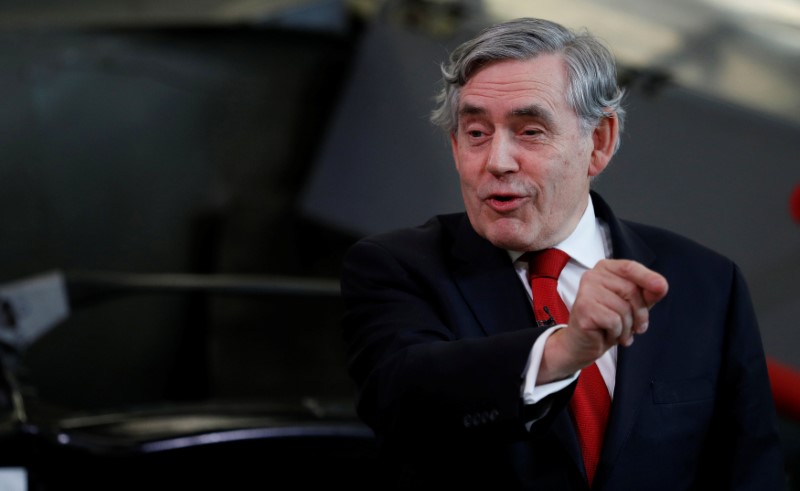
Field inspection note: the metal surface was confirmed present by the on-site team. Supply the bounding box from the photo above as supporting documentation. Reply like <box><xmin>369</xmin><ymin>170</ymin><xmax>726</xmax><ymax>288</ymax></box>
<box><xmin>0</xmin><ymin>0</ymin><xmax>797</xmax><ymax>126</ymax></box>
<box><xmin>0</xmin><ymin>0</ymin><xmax>338</xmax><ymax>28</ymax></box>
<box><xmin>35</xmin><ymin>398</ymin><xmax>370</xmax><ymax>455</ymax></box>
<box><xmin>66</xmin><ymin>271</ymin><xmax>341</xmax><ymax>298</ymax></box>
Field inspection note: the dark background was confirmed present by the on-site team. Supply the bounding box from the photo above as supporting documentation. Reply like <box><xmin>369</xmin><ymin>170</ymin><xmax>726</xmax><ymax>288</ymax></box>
<box><xmin>1</xmin><ymin>24</ymin><xmax>360</xmax><ymax>411</ymax></box>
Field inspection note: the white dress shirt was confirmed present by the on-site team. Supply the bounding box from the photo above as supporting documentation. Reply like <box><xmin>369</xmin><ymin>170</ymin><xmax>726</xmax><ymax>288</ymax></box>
<box><xmin>511</xmin><ymin>196</ymin><xmax>617</xmax><ymax>407</ymax></box>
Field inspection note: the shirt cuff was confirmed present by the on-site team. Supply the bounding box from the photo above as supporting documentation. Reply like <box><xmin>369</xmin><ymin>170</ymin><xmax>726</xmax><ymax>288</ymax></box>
<box><xmin>521</xmin><ymin>324</ymin><xmax>580</xmax><ymax>406</ymax></box>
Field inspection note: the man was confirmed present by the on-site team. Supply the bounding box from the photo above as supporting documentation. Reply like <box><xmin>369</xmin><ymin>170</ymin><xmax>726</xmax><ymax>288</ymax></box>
<box><xmin>340</xmin><ymin>17</ymin><xmax>784</xmax><ymax>490</ymax></box>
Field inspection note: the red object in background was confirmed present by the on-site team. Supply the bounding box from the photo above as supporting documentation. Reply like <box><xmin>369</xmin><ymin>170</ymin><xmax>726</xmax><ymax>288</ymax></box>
<box><xmin>767</xmin><ymin>358</ymin><xmax>800</xmax><ymax>421</ymax></box>
<box><xmin>775</xmin><ymin>189</ymin><xmax>800</xmax><ymax>416</ymax></box>
<box><xmin>791</xmin><ymin>184</ymin><xmax>800</xmax><ymax>224</ymax></box>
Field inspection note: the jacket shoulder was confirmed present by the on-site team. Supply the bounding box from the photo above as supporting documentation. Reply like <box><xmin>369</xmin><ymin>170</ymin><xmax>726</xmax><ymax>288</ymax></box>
<box><xmin>622</xmin><ymin>219</ymin><xmax>738</xmax><ymax>275</ymax></box>
<box><xmin>346</xmin><ymin>213</ymin><xmax>465</xmax><ymax>259</ymax></box>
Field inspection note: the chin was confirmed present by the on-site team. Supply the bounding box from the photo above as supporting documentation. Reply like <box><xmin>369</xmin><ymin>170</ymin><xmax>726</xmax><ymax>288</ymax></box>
<box><xmin>483</xmin><ymin>224</ymin><xmax>535</xmax><ymax>252</ymax></box>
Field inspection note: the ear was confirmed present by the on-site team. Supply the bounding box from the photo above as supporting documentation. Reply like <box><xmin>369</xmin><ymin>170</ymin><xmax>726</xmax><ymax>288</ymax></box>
<box><xmin>588</xmin><ymin>111</ymin><xmax>619</xmax><ymax>177</ymax></box>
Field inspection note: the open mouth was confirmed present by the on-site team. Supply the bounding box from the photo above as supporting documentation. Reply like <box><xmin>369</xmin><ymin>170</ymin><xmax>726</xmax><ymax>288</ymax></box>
<box><xmin>490</xmin><ymin>194</ymin><xmax>523</xmax><ymax>203</ymax></box>
<box><xmin>486</xmin><ymin>194</ymin><xmax>525</xmax><ymax>212</ymax></box>
<box><xmin>493</xmin><ymin>195</ymin><xmax>514</xmax><ymax>202</ymax></box>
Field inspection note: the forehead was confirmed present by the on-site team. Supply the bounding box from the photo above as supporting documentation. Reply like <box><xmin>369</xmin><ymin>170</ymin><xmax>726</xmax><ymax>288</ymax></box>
<box><xmin>458</xmin><ymin>54</ymin><xmax>571</xmax><ymax>118</ymax></box>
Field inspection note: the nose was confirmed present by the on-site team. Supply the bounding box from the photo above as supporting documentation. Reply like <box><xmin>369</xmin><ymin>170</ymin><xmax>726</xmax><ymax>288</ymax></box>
<box><xmin>486</xmin><ymin>132</ymin><xmax>519</xmax><ymax>176</ymax></box>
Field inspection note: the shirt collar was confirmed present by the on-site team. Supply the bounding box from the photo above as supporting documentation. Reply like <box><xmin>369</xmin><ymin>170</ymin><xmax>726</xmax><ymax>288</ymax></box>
<box><xmin>508</xmin><ymin>195</ymin><xmax>606</xmax><ymax>269</ymax></box>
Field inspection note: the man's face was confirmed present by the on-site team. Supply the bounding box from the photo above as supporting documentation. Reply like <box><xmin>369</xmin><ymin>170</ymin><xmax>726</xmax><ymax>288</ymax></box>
<box><xmin>451</xmin><ymin>54</ymin><xmax>609</xmax><ymax>251</ymax></box>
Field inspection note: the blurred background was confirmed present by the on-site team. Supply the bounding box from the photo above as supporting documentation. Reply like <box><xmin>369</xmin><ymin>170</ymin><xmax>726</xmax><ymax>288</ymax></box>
<box><xmin>0</xmin><ymin>0</ymin><xmax>798</xmax><ymax>488</ymax></box>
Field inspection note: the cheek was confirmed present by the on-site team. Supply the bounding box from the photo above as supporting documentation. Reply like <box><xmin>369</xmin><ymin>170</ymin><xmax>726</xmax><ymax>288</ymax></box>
<box><xmin>538</xmin><ymin>163</ymin><xmax>582</xmax><ymax>210</ymax></box>
<box><xmin>459</xmin><ymin>180</ymin><xmax>481</xmax><ymax>217</ymax></box>
<box><xmin>457</xmin><ymin>158</ymin><xmax>486</xmax><ymax>197</ymax></box>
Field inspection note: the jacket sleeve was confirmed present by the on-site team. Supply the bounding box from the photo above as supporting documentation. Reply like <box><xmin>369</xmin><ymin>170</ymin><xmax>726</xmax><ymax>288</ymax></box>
<box><xmin>340</xmin><ymin>237</ymin><xmax>574</xmax><ymax>445</ymax></box>
<box><xmin>694</xmin><ymin>264</ymin><xmax>785</xmax><ymax>490</ymax></box>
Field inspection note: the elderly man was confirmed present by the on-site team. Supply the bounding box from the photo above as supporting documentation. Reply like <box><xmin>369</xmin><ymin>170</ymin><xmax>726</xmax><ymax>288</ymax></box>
<box><xmin>340</xmin><ymin>17</ymin><xmax>784</xmax><ymax>490</ymax></box>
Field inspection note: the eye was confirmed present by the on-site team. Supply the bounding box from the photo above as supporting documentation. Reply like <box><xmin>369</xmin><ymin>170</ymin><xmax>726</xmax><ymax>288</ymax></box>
<box><xmin>461</xmin><ymin>124</ymin><xmax>491</xmax><ymax>142</ymax></box>
<box><xmin>521</xmin><ymin>128</ymin><xmax>542</xmax><ymax>137</ymax></box>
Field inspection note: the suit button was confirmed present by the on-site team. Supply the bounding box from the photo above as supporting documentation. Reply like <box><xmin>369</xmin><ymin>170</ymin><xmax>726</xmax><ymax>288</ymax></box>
<box><xmin>463</xmin><ymin>415</ymin><xmax>473</xmax><ymax>427</ymax></box>
<box><xmin>489</xmin><ymin>409</ymin><xmax>499</xmax><ymax>421</ymax></box>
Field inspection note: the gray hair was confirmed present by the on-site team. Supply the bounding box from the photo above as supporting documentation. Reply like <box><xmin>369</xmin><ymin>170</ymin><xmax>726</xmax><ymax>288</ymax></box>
<box><xmin>430</xmin><ymin>17</ymin><xmax>626</xmax><ymax>152</ymax></box>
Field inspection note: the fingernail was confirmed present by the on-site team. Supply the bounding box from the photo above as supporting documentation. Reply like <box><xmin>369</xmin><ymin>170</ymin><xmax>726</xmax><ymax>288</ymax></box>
<box><xmin>638</xmin><ymin>322</ymin><xmax>649</xmax><ymax>334</ymax></box>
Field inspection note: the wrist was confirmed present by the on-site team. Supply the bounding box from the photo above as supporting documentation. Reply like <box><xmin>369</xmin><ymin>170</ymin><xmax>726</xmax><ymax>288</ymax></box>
<box><xmin>537</xmin><ymin>328</ymin><xmax>583</xmax><ymax>384</ymax></box>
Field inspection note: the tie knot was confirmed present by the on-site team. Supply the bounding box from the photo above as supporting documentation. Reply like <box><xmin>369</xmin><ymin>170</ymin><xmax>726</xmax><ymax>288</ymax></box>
<box><xmin>525</xmin><ymin>248</ymin><xmax>570</xmax><ymax>279</ymax></box>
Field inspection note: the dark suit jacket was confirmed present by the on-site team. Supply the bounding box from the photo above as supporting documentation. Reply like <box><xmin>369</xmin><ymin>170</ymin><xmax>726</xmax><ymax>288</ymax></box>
<box><xmin>340</xmin><ymin>192</ymin><xmax>784</xmax><ymax>490</ymax></box>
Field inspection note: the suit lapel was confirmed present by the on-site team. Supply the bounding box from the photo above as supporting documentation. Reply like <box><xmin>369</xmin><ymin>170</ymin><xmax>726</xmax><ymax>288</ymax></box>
<box><xmin>590</xmin><ymin>193</ymin><xmax>672</xmax><ymax>487</ymax></box>
<box><xmin>553</xmin><ymin>408</ymin><xmax>585</xmax><ymax>479</ymax></box>
<box><xmin>449</xmin><ymin>215</ymin><xmax>536</xmax><ymax>337</ymax></box>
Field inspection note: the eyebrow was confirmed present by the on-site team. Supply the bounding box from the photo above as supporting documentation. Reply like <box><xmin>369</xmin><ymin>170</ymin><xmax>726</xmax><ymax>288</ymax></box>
<box><xmin>458</xmin><ymin>104</ymin><xmax>486</xmax><ymax>118</ymax></box>
<box><xmin>510</xmin><ymin>104</ymin><xmax>555</xmax><ymax>127</ymax></box>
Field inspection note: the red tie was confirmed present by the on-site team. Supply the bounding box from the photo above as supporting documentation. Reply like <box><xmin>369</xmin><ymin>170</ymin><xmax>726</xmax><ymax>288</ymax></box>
<box><xmin>527</xmin><ymin>248</ymin><xmax>611</xmax><ymax>487</ymax></box>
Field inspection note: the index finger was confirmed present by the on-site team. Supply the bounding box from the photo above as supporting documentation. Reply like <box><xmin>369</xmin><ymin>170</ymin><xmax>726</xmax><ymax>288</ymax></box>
<box><xmin>599</xmin><ymin>259</ymin><xmax>669</xmax><ymax>307</ymax></box>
